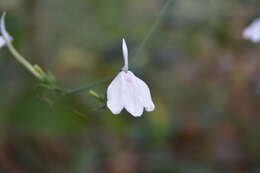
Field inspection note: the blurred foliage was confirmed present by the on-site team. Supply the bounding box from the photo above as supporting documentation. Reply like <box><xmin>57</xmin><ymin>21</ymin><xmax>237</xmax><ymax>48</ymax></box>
<box><xmin>0</xmin><ymin>0</ymin><xmax>260</xmax><ymax>172</ymax></box>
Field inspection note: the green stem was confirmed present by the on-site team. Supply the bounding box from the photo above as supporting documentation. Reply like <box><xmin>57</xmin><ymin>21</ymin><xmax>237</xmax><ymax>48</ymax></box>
<box><xmin>7</xmin><ymin>42</ymin><xmax>44</xmax><ymax>81</ymax></box>
<box><xmin>66</xmin><ymin>77</ymin><xmax>113</xmax><ymax>95</ymax></box>
<box><xmin>131</xmin><ymin>0</ymin><xmax>174</xmax><ymax>66</ymax></box>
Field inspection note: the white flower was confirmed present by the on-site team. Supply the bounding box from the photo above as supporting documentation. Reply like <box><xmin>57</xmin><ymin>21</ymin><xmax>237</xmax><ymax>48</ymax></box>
<box><xmin>0</xmin><ymin>12</ymin><xmax>12</xmax><ymax>48</ymax></box>
<box><xmin>106</xmin><ymin>39</ymin><xmax>155</xmax><ymax>117</ymax></box>
<box><xmin>243</xmin><ymin>18</ymin><xmax>260</xmax><ymax>43</ymax></box>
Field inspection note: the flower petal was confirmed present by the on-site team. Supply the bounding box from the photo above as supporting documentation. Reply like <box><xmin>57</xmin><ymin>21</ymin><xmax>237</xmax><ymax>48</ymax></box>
<box><xmin>122</xmin><ymin>38</ymin><xmax>128</xmax><ymax>71</ymax></box>
<box><xmin>129</xmin><ymin>71</ymin><xmax>155</xmax><ymax>112</ymax></box>
<box><xmin>121</xmin><ymin>71</ymin><xmax>144</xmax><ymax>117</ymax></box>
<box><xmin>243</xmin><ymin>18</ymin><xmax>260</xmax><ymax>42</ymax></box>
<box><xmin>0</xmin><ymin>12</ymin><xmax>12</xmax><ymax>43</ymax></box>
<box><xmin>107</xmin><ymin>72</ymin><xmax>124</xmax><ymax>114</ymax></box>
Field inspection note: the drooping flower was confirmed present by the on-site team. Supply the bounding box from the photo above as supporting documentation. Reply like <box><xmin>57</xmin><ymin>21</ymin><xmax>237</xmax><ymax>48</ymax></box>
<box><xmin>0</xmin><ymin>12</ymin><xmax>13</xmax><ymax>48</ymax></box>
<box><xmin>243</xmin><ymin>18</ymin><xmax>260</xmax><ymax>43</ymax></box>
<box><xmin>106</xmin><ymin>39</ymin><xmax>155</xmax><ymax>117</ymax></box>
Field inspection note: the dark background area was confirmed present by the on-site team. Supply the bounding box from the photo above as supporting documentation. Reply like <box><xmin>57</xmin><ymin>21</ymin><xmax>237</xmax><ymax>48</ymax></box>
<box><xmin>0</xmin><ymin>0</ymin><xmax>260</xmax><ymax>172</ymax></box>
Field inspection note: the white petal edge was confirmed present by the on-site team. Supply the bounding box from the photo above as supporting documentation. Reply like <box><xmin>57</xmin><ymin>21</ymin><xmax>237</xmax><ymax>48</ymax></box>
<box><xmin>0</xmin><ymin>12</ymin><xmax>12</xmax><ymax>43</ymax></box>
<box><xmin>129</xmin><ymin>71</ymin><xmax>155</xmax><ymax>112</ymax></box>
<box><xmin>107</xmin><ymin>72</ymin><xmax>124</xmax><ymax>114</ymax></box>
<box><xmin>243</xmin><ymin>18</ymin><xmax>260</xmax><ymax>42</ymax></box>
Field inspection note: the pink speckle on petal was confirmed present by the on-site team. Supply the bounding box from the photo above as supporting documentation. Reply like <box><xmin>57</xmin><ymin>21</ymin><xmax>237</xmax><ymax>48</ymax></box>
<box><xmin>124</xmin><ymin>73</ymin><xmax>133</xmax><ymax>83</ymax></box>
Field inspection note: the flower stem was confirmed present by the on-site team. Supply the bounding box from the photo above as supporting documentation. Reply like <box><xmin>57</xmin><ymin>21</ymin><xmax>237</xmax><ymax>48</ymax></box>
<box><xmin>66</xmin><ymin>77</ymin><xmax>113</xmax><ymax>95</ymax></box>
<box><xmin>131</xmin><ymin>0</ymin><xmax>175</xmax><ymax>66</ymax></box>
<box><xmin>6</xmin><ymin>42</ymin><xmax>44</xmax><ymax>81</ymax></box>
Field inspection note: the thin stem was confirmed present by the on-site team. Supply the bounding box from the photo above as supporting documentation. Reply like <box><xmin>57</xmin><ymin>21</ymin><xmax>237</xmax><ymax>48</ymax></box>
<box><xmin>7</xmin><ymin>42</ymin><xmax>44</xmax><ymax>81</ymax></box>
<box><xmin>130</xmin><ymin>0</ymin><xmax>174</xmax><ymax>67</ymax></box>
<box><xmin>66</xmin><ymin>77</ymin><xmax>113</xmax><ymax>95</ymax></box>
<box><xmin>6</xmin><ymin>41</ymin><xmax>111</xmax><ymax>95</ymax></box>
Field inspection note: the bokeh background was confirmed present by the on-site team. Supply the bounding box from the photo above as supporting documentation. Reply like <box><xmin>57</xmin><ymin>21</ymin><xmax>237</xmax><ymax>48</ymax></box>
<box><xmin>0</xmin><ymin>0</ymin><xmax>260</xmax><ymax>172</ymax></box>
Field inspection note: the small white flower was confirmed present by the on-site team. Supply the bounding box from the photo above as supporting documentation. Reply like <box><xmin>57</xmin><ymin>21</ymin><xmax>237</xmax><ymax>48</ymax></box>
<box><xmin>243</xmin><ymin>18</ymin><xmax>260</xmax><ymax>43</ymax></box>
<box><xmin>0</xmin><ymin>12</ymin><xmax>13</xmax><ymax>48</ymax></box>
<box><xmin>106</xmin><ymin>39</ymin><xmax>155</xmax><ymax>117</ymax></box>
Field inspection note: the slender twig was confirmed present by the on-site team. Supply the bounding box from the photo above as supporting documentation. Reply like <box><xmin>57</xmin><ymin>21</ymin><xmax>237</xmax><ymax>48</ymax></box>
<box><xmin>7</xmin><ymin>42</ymin><xmax>44</xmax><ymax>81</ymax></box>
<box><xmin>130</xmin><ymin>0</ymin><xmax>174</xmax><ymax>66</ymax></box>
<box><xmin>65</xmin><ymin>77</ymin><xmax>113</xmax><ymax>95</ymax></box>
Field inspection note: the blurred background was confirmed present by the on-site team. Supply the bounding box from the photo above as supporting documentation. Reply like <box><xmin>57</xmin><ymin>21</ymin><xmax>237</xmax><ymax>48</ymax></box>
<box><xmin>0</xmin><ymin>0</ymin><xmax>260</xmax><ymax>172</ymax></box>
